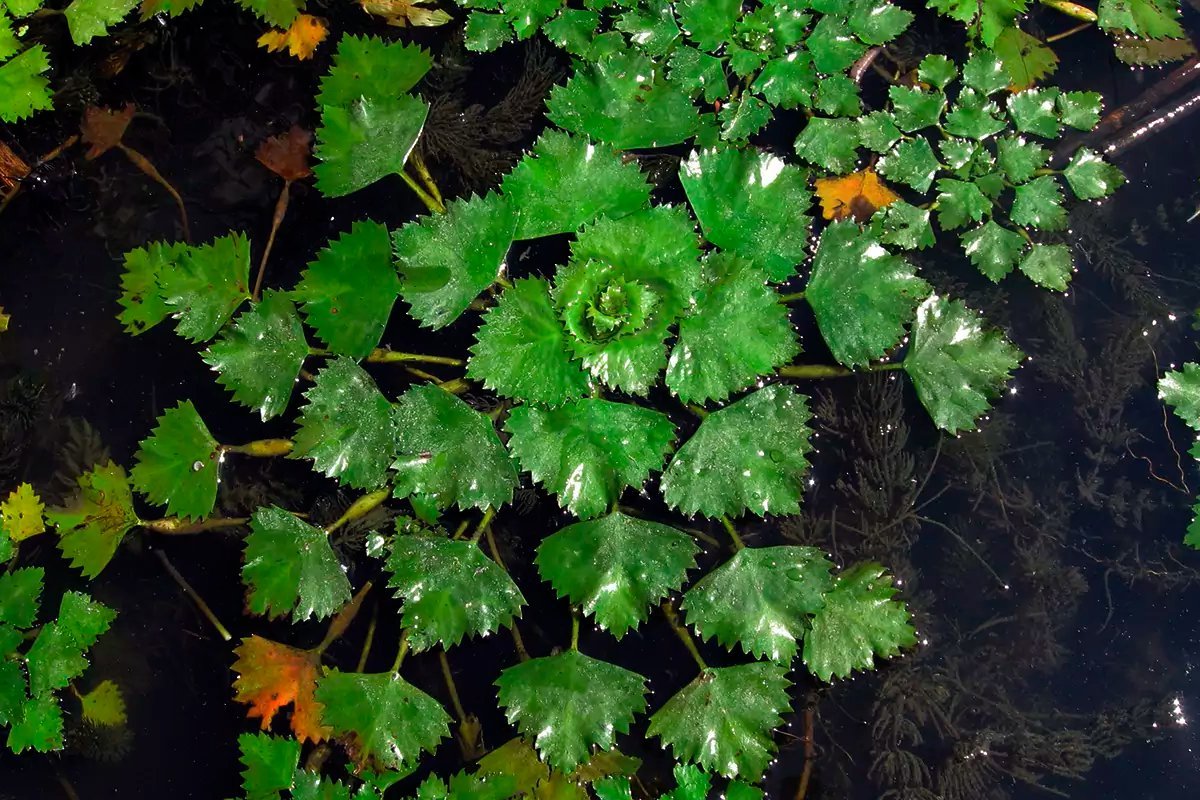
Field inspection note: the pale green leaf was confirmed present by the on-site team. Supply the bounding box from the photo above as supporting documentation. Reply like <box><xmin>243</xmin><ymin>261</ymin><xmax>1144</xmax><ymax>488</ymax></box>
<box><xmin>116</xmin><ymin>241</ymin><xmax>187</xmax><ymax>335</ymax></box>
<box><xmin>1159</xmin><ymin>363</ymin><xmax>1200</xmax><ymax>430</ymax></box>
<box><xmin>1063</xmin><ymin>147</ymin><xmax>1125</xmax><ymax>200</ymax></box>
<box><xmin>0</xmin><ymin>45</ymin><xmax>51</xmax><ymax>123</ymax></box>
<box><xmin>1018</xmin><ymin>242</ymin><xmax>1072</xmax><ymax>290</ymax></box>
<box><xmin>64</xmin><ymin>0</ymin><xmax>137</xmax><ymax>45</ymax></box>
<box><xmin>48</xmin><ymin>462</ymin><xmax>139</xmax><ymax>579</ymax></box>
<box><xmin>316</xmin><ymin>35</ymin><xmax>430</xmax><ymax>107</ymax></box>
<box><xmin>239</xmin><ymin>733</ymin><xmax>300</xmax><ymax>800</ymax></box>
<box><xmin>1010</xmin><ymin>174</ymin><xmax>1067</xmax><ymax>230</ymax></box>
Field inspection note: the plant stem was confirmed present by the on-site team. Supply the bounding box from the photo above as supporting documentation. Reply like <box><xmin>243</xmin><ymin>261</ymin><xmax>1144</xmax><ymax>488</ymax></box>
<box><xmin>141</xmin><ymin>516</ymin><xmax>248</xmax><ymax>535</ymax></box>
<box><xmin>438</xmin><ymin>650</ymin><xmax>468</xmax><ymax>724</ymax></box>
<box><xmin>661</xmin><ymin>600</ymin><xmax>707</xmax><ymax>670</ymax></box>
<box><xmin>326</xmin><ymin>488</ymin><xmax>390</xmax><ymax>535</ymax></box>
<box><xmin>355</xmin><ymin>602</ymin><xmax>378</xmax><ymax>672</ymax></box>
<box><xmin>470</xmin><ymin>508</ymin><xmax>496</xmax><ymax>543</ymax></box>
<box><xmin>779</xmin><ymin>291</ymin><xmax>806</xmax><ymax>303</ymax></box>
<box><xmin>409</xmin><ymin>151</ymin><xmax>444</xmax><ymax>208</ymax></box>
<box><xmin>778</xmin><ymin>361</ymin><xmax>904</xmax><ymax>379</ymax></box>
<box><xmin>118</xmin><ymin>143</ymin><xmax>191</xmax><ymax>242</ymax></box>
<box><xmin>438</xmin><ymin>377</ymin><xmax>471</xmax><ymax>395</ymax></box>
<box><xmin>484</xmin><ymin>525</ymin><xmax>530</xmax><ymax>662</ymax></box>
<box><xmin>153</xmin><ymin>549</ymin><xmax>231</xmax><ymax>641</ymax></box>
<box><xmin>794</xmin><ymin>707</ymin><xmax>817</xmax><ymax>800</ymax></box>
<box><xmin>368</xmin><ymin>349</ymin><xmax>464</xmax><ymax>366</ymax></box>
<box><xmin>221</xmin><ymin>438</ymin><xmax>294</xmax><ymax>457</ymax></box>
<box><xmin>390</xmin><ymin>630</ymin><xmax>410</xmax><ymax>674</ymax></box>
<box><xmin>570</xmin><ymin>610</ymin><xmax>580</xmax><ymax>651</ymax></box>
<box><xmin>1038</xmin><ymin>0</ymin><xmax>1098</xmax><ymax>22</ymax></box>
<box><xmin>686</xmin><ymin>404</ymin><xmax>709</xmax><ymax>419</ymax></box>
<box><xmin>451</xmin><ymin>520</ymin><xmax>470</xmax><ymax>540</ymax></box>
<box><xmin>252</xmin><ymin>179</ymin><xmax>291</xmax><ymax>302</ymax></box>
<box><xmin>719</xmin><ymin>515</ymin><xmax>745</xmax><ymax>550</ymax></box>
<box><xmin>400</xmin><ymin>170</ymin><xmax>446</xmax><ymax>215</ymax></box>
<box><xmin>315</xmin><ymin>580</ymin><xmax>373</xmax><ymax>655</ymax></box>
<box><xmin>1045</xmin><ymin>21</ymin><xmax>1092</xmax><ymax>42</ymax></box>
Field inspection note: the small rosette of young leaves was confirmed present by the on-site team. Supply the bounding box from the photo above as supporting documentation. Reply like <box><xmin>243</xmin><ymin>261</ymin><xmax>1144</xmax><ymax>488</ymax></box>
<box><xmin>553</xmin><ymin>206</ymin><xmax>701</xmax><ymax>395</ymax></box>
<box><xmin>385</xmin><ymin>523</ymin><xmax>524</xmax><ymax>651</ymax></box>
<box><xmin>495</xmin><ymin>650</ymin><xmax>647</xmax><ymax>772</ymax></box>
<box><xmin>158</xmin><ymin>233</ymin><xmax>252</xmax><ymax>342</ymax></box>
<box><xmin>505</xmin><ymin>399</ymin><xmax>675</xmax><ymax>520</ymax></box>
<box><xmin>394</xmin><ymin>192</ymin><xmax>515</xmax><ymax>330</ymax></box>
<box><xmin>202</xmin><ymin>290</ymin><xmax>308</xmax><ymax>421</ymax></box>
<box><xmin>661</xmin><ymin>385</ymin><xmax>813</xmax><ymax>518</ymax></box>
<box><xmin>648</xmin><ymin>661</ymin><xmax>791</xmax><ymax>780</ymax></box>
<box><xmin>242</xmin><ymin>506</ymin><xmax>351</xmax><ymax>621</ymax></box>
<box><xmin>536</xmin><ymin>512</ymin><xmax>698</xmax><ymax>639</ymax></box>
<box><xmin>682</xmin><ymin>545</ymin><xmax>833</xmax><ymax>662</ymax></box>
<box><xmin>47</xmin><ymin>462</ymin><xmax>140</xmax><ymax>579</ymax></box>
<box><xmin>290</xmin><ymin>357</ymin><xmax>397</xmax><ymax>489</ymax></box>
<box><xmin>131</xmin><ymin>400</ymin><xmax>221</xmax><ymax>520</ymax></box>
<box><xmin>390</xmin><ymin>385</ymin><xmax>517</xmax><ymax>512</ymax></box>
<box><xmin>803</xmin><ymin>562</ymin><xmax>916</xmax><ymax>681</ymax></box>
<box><xmin>902</xmin><ymin>295</ymin><xmax>1023</xmax><ymax>433</ymax></box>
<box><xmin>500</xmin><ymin>130</ymin><xmax>651</xmax><ymax>240</ymax></box>
<box><xmin>679</xmin><ymin>147</ymin><xmax>812</xmax><ymax>282</ymax></box>
<box><xmin>315</xmin><ymin>669</ymin><xmax>450</xmax><ymax>773</ymax></box>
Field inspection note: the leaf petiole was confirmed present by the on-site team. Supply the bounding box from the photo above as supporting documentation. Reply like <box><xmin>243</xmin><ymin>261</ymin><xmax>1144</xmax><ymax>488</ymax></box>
<box><xmin>390</xmin><ymin>630</ymin><xmax>410</xmax><ymax>674</ymax></box>
<box><xmin>154</xmin><ymin>548</ymin><xmax>231</xmax><ymax>641</ymax></box>
<box><xmin>719</xmin><ymin>515</ymin><xmax>745</xmax><ymax>550</ymax></box>
<box><xmin>777</xmin><ymin>361</ymin><xmax>904</xmax><ymax>379</ymax></box>
<box><xmin>325</xmin><ymin>488</ymin><xmax>390</xmax><ymax>535</ymax></box>
<box><xmin>470</xmin><ymin>508</ymin><xmax>496</xmax><ymax>543</ymax></box>
<box><xmin>661</xmin><ymin>600</ymin><xmax>707</xmax><ymax>670</ymax></box>
<box><xmin>400</xmin><ymin>170</ymin><xmax>446</xmax><ymax>215</ymax></box>
<box><xmin>220</xmin><ymin>438</ymin><xmax>294</xmax><ymax>457</ymax></box>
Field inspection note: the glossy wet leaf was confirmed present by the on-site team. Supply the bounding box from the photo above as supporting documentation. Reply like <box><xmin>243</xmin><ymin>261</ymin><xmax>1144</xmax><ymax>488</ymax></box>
<box><xmin>316</xmin><ymin>670</ymin><xmax>450</xmax><ymax>772</ymax></box>
<box><xmin>202</xmin><ymin>290</ymin><xmax>308</xmax><ymax>421</ymax></box>
<box><xmin>615</xmin><ymin>3</ymin><xmax>679</xmax><ymax>56</ymax></box>
<box><xmin>78</xmin><ymin>679</ymin><xmax>125</xmax><ymax>727</ymax></box>
<box><xmin>6</xmin><ymin>693</ymin><xmax>62</xmax><ymax>753</ymax></box>
<box><xmin>395</xmin><ymin>192</ymin><xmax>514</xmax><ymax>329</ymax></box>
<box><xmin>545</xmin><ymin>8</ymin><xmax>600</xmax><ymax>56</ymax></box>
<box><xmin>315</xmin><ymin>35</ymin><xmax>431</xmax><ymax>107</ymax></box>
<box><xmin>116</xmin><ymin>241</ymin><xmax>188</xmax><ymax>335</ymax></box>
<box><xmin>547</xmin><ymin>52</ymin><xmax>700</xmax><ymax>149</ymax></box>
<box><xmin>943</xmin><ymin>89</ymin><xmax>1007</xmax><ymax>139</ymax></box>
<box><xmin>807</xmin><ymin>16</ymin><xmax>866</xmax><ymax>73</ymax></box>
<box><xmin>554</xmin><ymin>207</ymin><xmax>701</xmax><ymax>395</ymax></box>
<box><xmin>239</xmin><ymin>732</ymin><xmax>301</xmax><ymax>800</ymax></box>
<box><xmin>234</xmin><ymin>636</ymin><xmax>329</xmax><ymax>745</ymax></box>
<box><xmin>26</xmin><ymin>592</ymin><xmax>115</xmax><ymax>697</ymax></box>
<box><xmin>903</xmin><ymin>295</ymin><xmax>1023</xmax><ymax>432</ymax></box>
<box><xmin>235</xmin><ymin>0</ymin><xmax>302</xmax><ymax>26</ymax></box>
<box><xmin>158</xmin><ymin>233</ymin><xmax>252</xmax><ymax>342</ymax></box>
<box><xmin>314</xmin><ymin>96</ymin><xmax>428</xmax><ymax>197</ymax></box>
<box><xmin>888</xmin><ymin>86</ymin><xmax>945</xmax><ymax>132</ymax></box>
<box><xmin>1057</xmin><ymin>90</ymin><xmax>1103</xmax><ymax>130</ymax></box>
<box><xmin>682</xmin><ymin>546</ymin><xmax>832</xmax><ymax>662</ymax></box>
<box><xmin>993</xmin><ymin>25</ymin><xmax>1057</xmax><ymax>91</ymax></box>
<box><xmin>1063</xmin><ymin>147</ymin><xmax>1125</xmax><ymax>200</ymax></box>
<box><xmin>468</xmin><ymin>278</ymin><xmax>588</xmax><ymax>406</ymax></box>
<box><xmin>63</xmin><ymin>0</ymin><xmax>136</xmax><ymax>44</ymax></box>
<box><xmin>857</xmin><ymin>111</ymin><xmax>902</xmax><ymax>154</ymax></box>
<box><xmin>807</xmin><ymin>220</ymin><xmax>930</xmax><ymax>368</ymax></box>
<box><xmin>1007</xmin><ymin>88</ymin><xmax>1060</xmax><ymax>138</ymax></box>
<box><xmin>935</xmin><ymin>178</ymin><xmax>991</xmax><ymax>230</ymax></box>
<box><xmin>537</xmin><ymin>512</ymin><xmax>698</xmax><ymax>638</ymax></box>
<box><xmin>661</xmin><ymin>385</ymin><xmax>813</xmax><ymax>518</ymax></box>
<box><xmin>928</xmin><ymin>0</ymin><xmax>1024</xmax><ymax>46</ymax></box>
<box><xmin>672</xmin><ymin>46</ymin><xmax>731</xmax><ymax>103</ymax></box>
<box><xmin>674</xmin><ymin>0</ymin><xmax>738</xmax><ymax>50</ymax></box>
<box><xmin>386</xmin><ymin>529</ymin><xmax>524</xmax><ymax>651</ymax></box>
<box><xmin>877</xmin><ymin>138</ymin><xmax>939</xmax><ymax>192</ymax></box>
<box><xmin>293</xmin><ymin>220</ymin><xmax>398</xmax><ymax>358</ymax></box>
<box><xmin>291</xmin><ymin>357</ymin><xmax>397</xmax><ymax>489</ymax></box>
<box><xmin>391</xmin><ymin>385</ymin><xmax>517</xmax><ymax>512</ymax></box>
<box><xmin>0</xmin><ymin>567</ymin><xmax>42</xmax><ymax>628</ymax></box>
<box><xmin>243</xmin><ymin>506</ymin><xmax>352</xmax><ymax>621</ymax></box>
<box><xmin>648</xmin><ymin>662</ymin><xmax>790</xmax><ymax>780</ymax></box>
<box><xmin>815</xmin><ymin>168</ymin><xmax>899</xmax><ymax>223</ymax></box>
<box><xmin>917</xmin><ymin>54</ymin><xmax>956</xmax><ymax>88</ymax></box>
<box><xmin>0</xmin><ymin>483</ymin><xmax>44</xmax><ymax>543</ymax></box>
<box><xmin>1097</xmin><ymin>0</ymin><xmax>1184</xmax><ymax>39</ymax></box>
<box><xmin>0</xmin><ymin>46</ymin><xmax>52</xmax><ymax>123</ymax></box>
<box><xmin>1159</xmin><ymin>363</ymin><xmax>1200</xmax><ymax>430</ymax></box>
<box><xmin>793</xmin><ymin>117</ymin><xmax>859</xmax><ymax>174</ymax></box>
<box><xmin>939</xmin><ymin>138</ymin><xmax>979</xmax><ymax>176</ymax></box>
<box><xmin>496</xmin><ymin>650</ymin><xmax>646</xmax><ymax>772</ymax></box>
<box><xmin>500</xmin><ymin>130</ymin><xmax>651</xmax><ymax>240</ymax></box>
<box><xmin>995</xmin><ymin>135</ymin><xmax>1049</xmax><ymax>183</ymax></box>
<box><xmin>961</xmin><ymin>49</ymin><xmax>1010</xmax><ymax>94</ymax></box>
<box><xmin>961</xmin><ymin>221</ymin><xmax>1027</xmax><ymax>282</ymax></box>
<box><xmin>48</xmin><ymin>462</ymin><xmax>139</xmax><ymax>579</ymax></box>
<box><xmin>719</xmin><ymin>95</ymin><xmax>771</xmax><ymax>141</ymax></box>
<box><xmin>814</xmin><ymin>74</ymin><xmax>861</xmax><ymax>117</ymax></box>
<box><xmin>1018</xmin><ymin>243</ymin><xmax>1072</xmax><ymax>290</ymax></box>
<box><xmin>803</xmin><ymin>562</ymin><xmax>915</xmax><ymax>681</ymax></box>
<box><xmin>680</xmin><ymin>148</ymin><xmax>812</xmax><ymax>282</ymax></box>
<box><xmin>505</xmin><ymin>399</ymin><xmax>675</xmax><ymax>520</ymax></box>
<box><xmin>130</xmin><ymin>400</ymin><xmax>220</xmax><ymax>520</ymax></box>
<box><xmin>1010</xmin><ymin>174</ymin><xmax>1067</xmax><ymax>230</ymax></box>
<box><xmin>464</xmin><ymin>10</ymin><xmax>513</xmax><ymax>51</ymax></box>
<box><xmin>1187</xmin><ymin>500</ymin><xmax>1200</xmax><ymax>550</ymax></box>
<box><xmin>666</xmin><ymin>255</ymin><xmax>798</xmax><ymax>404</ymax></box>
<box><xmin>872</xmin><ymin>201</ymin><xmax>936</xmax><ymax>250</ymax></box>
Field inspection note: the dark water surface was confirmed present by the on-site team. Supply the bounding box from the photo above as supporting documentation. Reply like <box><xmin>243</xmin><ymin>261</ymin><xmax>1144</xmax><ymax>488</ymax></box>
<box><xmin>2</xmin><ymin>2</ymin><xmax>1200</xmax><ymax>798</ymax></box>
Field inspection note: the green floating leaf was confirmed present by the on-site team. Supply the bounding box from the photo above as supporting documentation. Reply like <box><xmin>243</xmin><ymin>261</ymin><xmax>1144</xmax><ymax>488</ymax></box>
<box><xmin>496</xmin><ymin>650</ymin><xmax>647</xmax><ymax>772</ymax></box>
<box><xmin>961</xmin><ymin>220</ymin><xmax>1027</xmax><ymax>282</ymax></box>
<box><xmin>935</xmin><ymin>178</ymin><xmax>991</xmax><ymax>230</ymax></box>
<box><xmin>943</xmin><ymin>89</ymin><xmax>1007</xmax><ymax>140</ymax></box>
<box><xmin>675</xmin><ymin>0</ymin><xmax>738</xmax><ymax>50</ymax></box>
<box><xmin>158</xmin><ymin>233</ymin><xmax>252</xmax><ymax>342</ymax></box>
<box><xmin>291</xmin><ymin>357</ymin><xmax>397</xmax><ymax>489</ymax></box>
<box><xmin>719</xmin><ymin>95</ymin><xmax>771</xmax><ymax>141</ymax></box>
<box><xmin>202</xmin><ymin>290</ymin><xmax>308</xmax><ymax>421</ymax></box>
<box><xmin>1018</xmin><ymin>242</ymin><xmax>1072</xmax><ymax>290</ymax></box>
<box><xmin>673</xmin><ymin>45</ymin><xmax>732</xmax><ymax>103</ymax></box>
<box><xmin>0</xmin><ymin>567</ymin><xmax>42</xmax><ymax>628</ymax></box>
<box><xmin>243</xmin><ymin>506</ymin><xmax>351</xmax><ymax>621</ymax></box>
<box><xmin>500</xmin><ymin>130</ymin><xmax>651</xmax><ymax>240</ymax></box>
<box><xmin>803</xmin><ymin>562</ymin><xmax>915</xmax><ymax>681</ymax></box>
<box><xmin>235</xmin><ymin>0</ymin><xmax>302</xmax><ymax>27</ymax></box>
<box><xmin>873</xmin><ymin>201</ymin><xmax>936</xmax><ymax>250</ymax></box>
<box><xmin>661</xmin><ymin>385</ymin><xmax>813</xmax><ymax>518</ymax></box>
<box><xmin>995</xmin><ymin>135</ymin><xmax>1049</xmax><ymax>183</ymax></box>
<box><xmin>1007</xmin><ymin>88</ymin><xmax>1061</xmax><ymax>138</ymax></box>
<box><xmin>391</xmin><ymin>385</ymin><xmax>517</xmax><ymax>512</ymax></box>
<box><xmin>1010</xmin><ymin>174</ymin><xmax>1067</xmax><ymax>230</ymax></box>
<box><xmin>117</xmin><ymin>241</ymin><xmax>187</xmax><ymax>335</ymax></box>
<box><xmin>960</xmin><ymin>49</ymin><xmax>1010</xmax><ymax>94</ymax></box>
<box><xmin>807</xmin><ymin>220</ymin><xmax>930</xmax><ymax>368</ymax></box>
<box><xmin>554</xmin><ymin>207</ymin><xmax>701</xmax><ymax>395</ymax></box>
<box><xmin>666</xmin><ymin>255</ymin><xmax>798</xmax><ymax>405</ymax></box>
<box><xmin>464</xmin><ymin>10</ymin><xmax>514</xmax><ymax>52</ymax></box>
<box><xmin>1097</xmin><ymin>0</ymin><xmax>1184</xmax><ymax>40</ymax></box>
<box><xmin>683</xmin><ymin>546</ymin><xmax>832</xmax><ymax>662</ymax></box>
<box><xmin>292</xmin><ymin>771</ymin><xmax>353</xmax><ymax>800</ymax></box>
<box><xmin>131</xmin><ymin>400</ymin><xmax>220</xmax><ymax>520</ymax></box>
<box><xmin>26</xmin><ymin>592</ymin><xmax>115</xmax><ymax>697</ymax></box>
<box><xmin>679</xmin><ymin>147</ymin><xmax>813</xmax><ymax>282</ymax></box>
<box><xmin>548</xmin><ymin>52</ymin><xmax>700</xmax><ymax>149</ymax></box>
<box><xmin>314</xmin><ymin>96</ymin><xmax>429</xmax><ymax>198</ymax></box>
<box><xmin>1159</xmin><ymin>363</ymin><xmax>1200</xmax><ymax>430</ymax></box>
<box><xmin>63</xmin><ymin>0</ymin><xmax>137</xmax><ymax>45</ymax></box>
<box><xmin>928</xmin><ymin>0</ymin><xmax>1025</xmax><ymax>47</ymax></box>
<box><xmin>849</xmin><ymin>0</ymin><xmax>913</xmax><ymax>43</ymax></box>
<box><xmin>814</xmin><ymin>73</ymin><xmax>861</xmax><ymax>117</ymax></box>
<box><xmin>903</xmin><ymin>295</ymin><xmax>1023</xmax><ymax>432</ymax></box>
<box><xmin>536</xmin><ymin>512</ymin><xmax>698</xmax><ymax>639</ymax></box>
<box><xmin>1063</xmin><ymin>147</ymin><xmax>1125</xmax><ymax>200</ymax></box>
<box><xmin>648</xmin><ymin>662</ymin><xmax>791</xmax><ymax>780</ymax></box>
<box><xmin>316</xmin><ymin>35</ymin><xmax>431</xmax><ymax>108</ymax></box>
<box><xmin>386</xmin><ymin>528</ymin><xmax>524</xmax><ymax>651</ymax></box>
<box><xmin>48</xmin><ymin>462</ymin><xmax>139</xmax><ymax>579</ymax></box>
<box><xmin>316</xmin><ymin>670</ymin><xmax>450</xmax><ymax>773</ymax></box>
<box><xmin>294</xmin><ymin>221</ymin><xmax>398</xmax><ymax>359</ymax></box>
<box><xmin>888</xmin><ymin>86</ymin><xmax>945</xmax><ymax>132</ymax></box>
<box><xmin>395</xmin><ymin>192</ymin><xmax>514</xmax><ymax>330</ymax></box>
<box><xmin>7</xmin><ymin>693</ymin><xmax>63</xmax><ymax>753</ymax></box>
<box><xmin>615</xmin><ymin>3</ymin><xmax>680</xmax><ymax>56</ymax></box>
<box><xmin>505</xmin><ymin>399</ymin><xmax>675</xmax><ymax>520</ymax></box>
<box><xmin>0</xmin><ymin>16</ymin><xmax>18</xmax><ymax>62</ymax></box>
<box><xmin>808</xmin><ymin>16</ymin><xmax>866</xmax><ymax>73</ymax></box>
<box><xmin>0</xmin><ymin>46</ymin><xmax>51</xmax><ymax>123</ymax></box>
<box><xmin>751</xmin><ymin>51</ymin><xmax>814</xmax><ymax>109</ymax></box>
<box><xmin>794</xmin><ymin>117</ymin><xmax>859</xmax><ymax>174</ymax></box>
<box><xmin>877</xmin><ymin>138</ymin><xmax>939</xmax><ymax>192</ymax></box>
<box><xmin>1187</xmin><ymin>499</ymin><xmax>1200</xmax><ymax>550</ymax></box>
<box><xmin>857</xmin><ymin>111</ymin><xmax>902</xmax><ymax>153</ymax></box>
<box><xmin>1058</xmin><ymin>90</ymin><xmax>1103</xmax><ymax>130</ymax></box>
<box><xmin>467</xmin><ymin>277</ymin><xmax>589</xmax><ymax>406</ymax></box>
<box><xmin>239</xmin><ymin>732</ymin><xmax>301</xmax><ymax>800</ymax></box>
<box><xmin>993</xmin><ymin>25</ymin><xmax>1058</xmax><ymax>90</ymax></box>
<box><xmin>917</xmin><ymin>54</ymin><xmax>957</xmax><ymax>88</ymax></box>
<box><xmin>545</xmin><ymin>8</ymin><xmax>601</xmax><ymax>56</ymax></box>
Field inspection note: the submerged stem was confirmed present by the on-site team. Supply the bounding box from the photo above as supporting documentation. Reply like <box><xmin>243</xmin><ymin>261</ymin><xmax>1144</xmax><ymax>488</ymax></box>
<box><xmin>253</xmin><ymin>179</ymin><xmax>291</xmax><ymax>301</ymax></box>
<box><xmin>390</xmin><ymin>630</ymin><xmax>410</xmax><ymax>674</ymax></box>
<box><xmin>141</xmin><ymin>516</ymin><xmax>248</xmax><ymax>535</ymax></box>
<box><xmin>570</xmin><ymin>611</ymin><xmax>580</xmax><ymax>651</ymax></box>
<box><xmin>315</xmin><ymin>580</ymin><xmax>373</xmax><ymax>655</ymax></box>
<box><xmin>366</xmin><ymin>349</ymin><xmax>464</xmax><ymax>367</ymax></box>
<box><xmin>118</xmin><ymin>143</ymin><xmax>191</xmax><ymax>242</ymax></box>
<box><xmin>484</xmin><ymin>525</ymin><xmax>530</xmax><ymax>662</ymax></box>
<box><xmin>778</xmin><ymin>361</ymin><xmax>904</xmax><ymax>380</ymax></box>
<box><xmin>661</xmin><ymin>600</ymin><xmax>707</xmax><ymax>670</ymax></box>
<box><xmin>470</xmin><ymin>508</ymin><xmax>496</xmax><ymax>543</ymax></box>
<box><xmin>325</xmin><ymin>488</ymin><xmax>390</xmax><ymax>535</ymax></box>
<box><xmin>719</xmin><ymin>516</ymin><xmax>745</xmax><ymax>550</ymax></box>
<box><xmin>400</xmin><ymin>169</ymin><xmax>446</xmax><ymax>214</ymax></box>
<box><xmin>355</xmin><ymin>603</ymin><xmax>378</xmax><ymax>673</ymax></box>
<box><xmin>154</xmin><ymin>549</ymin><xmax>231</xmax><ymax>641</ymax></box>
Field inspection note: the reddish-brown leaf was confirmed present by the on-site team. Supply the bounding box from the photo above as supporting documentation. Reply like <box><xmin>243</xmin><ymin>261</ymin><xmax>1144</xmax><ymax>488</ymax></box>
<box><xmin>0</xmin><ymin>141</ymin><xmax>30</xmax><ymax>195</ymax></box>
<box><xmin>81</xmin><ymin>104</ymin><xmax>136</xmax><ymax>161</ymax></box>
<box><xmin>255</xmin><ymin>126</ymin><xmax>313</xmax><ymax>182</ymax></box>
<box><xmin>814</xmin><ymin>168</ymin><xmax>900</xmax><ymax>223</ymax></box>
<box><xmin>232</xmin><ymin>635</ymin><xmax>331</xmax><ymax>744</ymax></box>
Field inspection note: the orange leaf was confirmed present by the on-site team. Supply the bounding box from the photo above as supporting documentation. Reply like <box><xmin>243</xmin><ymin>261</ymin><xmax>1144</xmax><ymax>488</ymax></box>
<box><xmin>81</xmin><ymin>104</ymin><xmax>135</xmax><ymax>161</ymax></box>
<box><xmin>257</xmin><ymin>14</ymin><xmax>329</xmax><ymax>61</ymax></box>
<box><xmin>255</xmin><ymin>126</ymin><xmax>313</xmax><ymax>182</ymax></box>
<box><xmin>814</xmin><ymin>168</ymin><xmax>900</xmax><ymax>223</ymax></box>
<box><xmin>232</xmin><ymin>636</ymin><xmax>331</xmax><ymax>744</ymax></box>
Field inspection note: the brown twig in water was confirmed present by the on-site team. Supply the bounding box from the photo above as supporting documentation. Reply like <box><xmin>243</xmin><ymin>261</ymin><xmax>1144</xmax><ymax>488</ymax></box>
<box><xmin>794</xmin><ymin>707</ymin><xmax>816</xmax><ymax>800</ymax></box>
<box><xmin>851</xmin><ymin>47</ymin><xmax>882</xmax><ymax>84</ymax></box>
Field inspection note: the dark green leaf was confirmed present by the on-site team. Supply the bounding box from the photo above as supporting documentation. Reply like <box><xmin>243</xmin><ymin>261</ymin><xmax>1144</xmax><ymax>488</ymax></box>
<box><xmin>158</xmin><ymin>233</ymin><xmax>251</xmax><ymax>342</ymax></box>
<box><xmin>995</xmin><ymin>135</ymin><xmax>1049</xmax><ymax>183</ymax></box>
<box><xmin>1097</xmin><ymin>0</ymin><xmax>1184</xmax><ymax>39</ymax></box>
<box><xmin>671</xmin><ymin>46</ymin><xmax>730</xmax><ymax>103</ymax></box>
<box><xmin>504</xmin><ymin>0</ymin><xmax>560</xmax><ymax>38</ymax></box>
<box><xmin>993</xmin><ymin>25</ymin><xmax>1058</xmax><ymax>90</ymax></box>
<box><xmin>239</xmin><ymin>732</ymin><xmax>300</xmax><ymax>800</ymax></box>
<box><xmin>935</xmin><ymin>178</ymin><xmax>991</xmax><ymax>230</ymax></box>
<box><xmin>243</xmin><ymin>506</ymin><xmax>351</xmax><ymax>620</ymax></box>
<box><xmin>877</xmin><ymin>138</ymin><xmax>939</xmax><ymax>192</ymax></box>
<box><xmin>1057</xmin><ymin>90</ymin><xmax>1102</xmax><ymax>130</ymax></box>
<box><xmin>0</xmin><ymin>46</ymin><xmax>52</xmax><ymax>123</ymax></box>
<box><xmin>6</xmin><ymin>693</ymin><xmax>62</xmax><ymax>753</ymax></box>
<box><xmin>719</xmin><ymin>95</ymin><xmax>771</xmax><ymax>141</ymax></box>
<box><xmin>808</xmin><ymin>16</ymin><xmax>866</xmax><ymax>73</ymax></box>
<box><xmin>544</xmin><ymin>9</ymin><xmax>599</xmax><ymax>56</ymax></box>
<box><xmin>873</xmin><ymin>201</ymin><xmax>936</xmax><ymax>250</ymax></box>
<box><xmin>0</xmin><ymin>567</ymin><xmax>42</xmax><ymax>628</ymax></box>
<box><xmin>849</xmin><ymin>0</ymin><xmax>912</xmax><ymax>44</ymax></box>
<box><xmin>675</xmin><ymin>0</ymin><xmax>739</xmax><ymax>50</ymax></box>
<box><xmin>961</xmin><ymin>221</ymin><xmax>1027</xmax><ymax>282</ymax></box>
<box><xmin>917</xmin><ymin>54</ymin><xmax>956</xmax><ymax>88</ymax></box>
<box><xmin>814</xmin><ymin>74</ymin><xmax>861</xmax><ymax>117</ymax></box>
<box><xmin>1159</xmin><ymin>363</ymin><xmax>1200</xmax><ymax>430</ymax></box>
<box><xmin>116</xmin><ymin>241</ymin><xmax>187</xmax><ymax>335</ymax></box>
<box><xmin>1018</xmin><ymin>242</ymin><xmax>1072</xmax><ymax>290</ymax></box>
<box><xmin>26</xmin><ymin>592</ymin><xmax>114</xmax><ymax>696</ymax></box>
<box><xmin>943</xmin><ymin>89</ymin><xmax>1007</xmax><ymax>139</ymax></box>
<box><xmin>1063</xmin><ymin>147</ymin><xmax>1125</xmax><ymax>200</ymax></box>
<box><xmin>615</xmin><ymin>3</ymin><xmax>679</xmax><ymax>56</ymax></box>
<box><xmin>465</xmin><ymin>11</ymin><xmax>514</xmax><ymax>51</ymax></box>
<box><xmin>131</xmin><ymin>400</ymin><xmax>220</xmax><ymax>520</ymax></box>
<box><xmin>1010</xmin><ymin>174</ymin><xmax>1067</xmax><ymax>230</ymax></box>
<box><xmin>316</xmin><ymin>35</ymin><xmax>431</xmax><ymax>107</ymax></box>
<box><xmin>857</xmin><ymin>111</ymin><xmax>901</xmax><ymax>153</ymax></box>
<box><xmin>794</xmin><ymin>117</ymin><xmax>860</xmax><ymax>174</ymax></box>
<box><xmin>961</xmin><ymin>49</ymin><xmax>1010</xmax><ymax>94</ymax></box>
<box><xmin>1007</xmin><ymin>88</ymin><xmax>1061</xmax><ymax>138</ymax></box>
<box><xmin>235</xmin><ymin>0</ymin><xmax>301</xmax><ymax>27</ymax></box>
<box><xmin>751</xmin><ymin>51</ymin><xmax>814</xmax><ymax>109</ymax></box>
<box><xmin>314</xmin><ymin>96</ymin><xmax>429</xmax><ymax>197</ymax></box>
<box><xmin>888</xmin><ymin>86</ymin><xmax>945</xmax><ymax>131</ymax></box>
